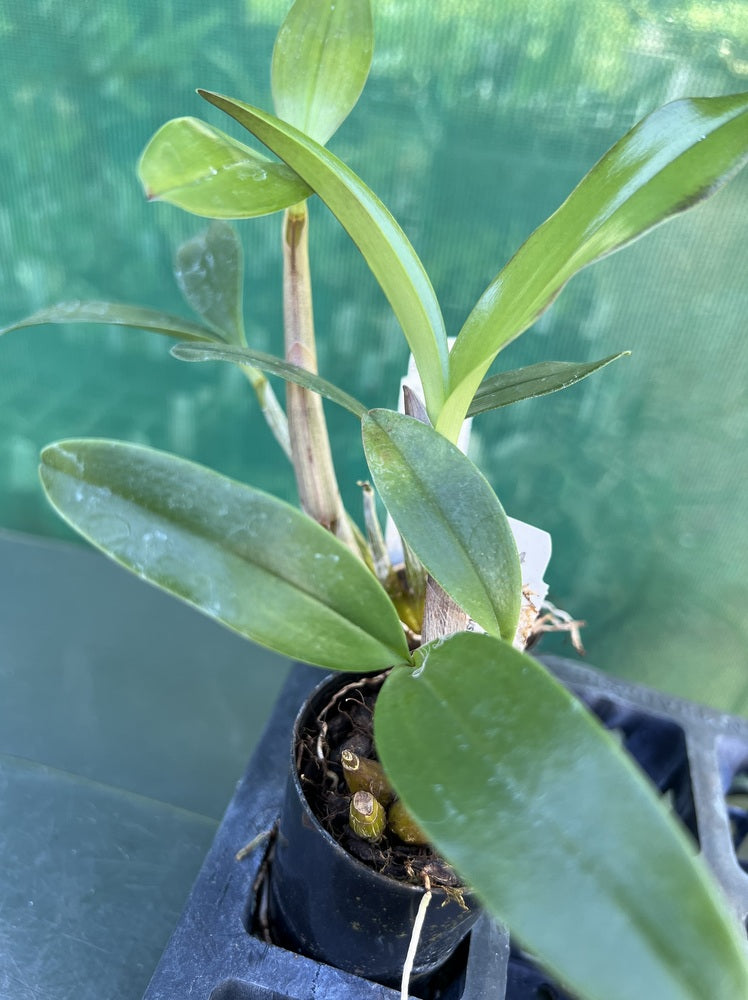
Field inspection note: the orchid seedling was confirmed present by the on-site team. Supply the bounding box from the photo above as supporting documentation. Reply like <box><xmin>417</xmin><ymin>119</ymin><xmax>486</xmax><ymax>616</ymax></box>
<box><xmin>3</xmin><ymin>1</ymin><xmax>748</xmax><ymax>997</ymax></box>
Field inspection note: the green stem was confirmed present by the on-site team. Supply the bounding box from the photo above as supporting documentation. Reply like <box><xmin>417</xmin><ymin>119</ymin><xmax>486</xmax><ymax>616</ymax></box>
<box><xmin>239</xmin><ymin>364</ymin><xmax>292</xmax><ymax>460</ymax></box>
<box><xmin>282</xmin><ymin>202</ymin><xmax>358</xmax><ymax>553</ymax></box>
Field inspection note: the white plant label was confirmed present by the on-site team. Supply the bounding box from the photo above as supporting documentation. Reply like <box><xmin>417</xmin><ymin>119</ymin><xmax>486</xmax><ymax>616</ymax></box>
<box><xmin>505</xmin><ymin>516</ymin><xmax>552</xmax><ymax>649</ymax></box>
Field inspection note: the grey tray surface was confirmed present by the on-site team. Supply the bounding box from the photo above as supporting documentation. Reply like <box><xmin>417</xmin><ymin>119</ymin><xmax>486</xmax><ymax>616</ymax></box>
<box><xmin>2</xmin><ymin>531</ymin><xmax>747</xmax><ymax>1000</ymax></box>
<box><xmin>0</xmin><ymin>531</ymin><xmax>291</xmax><ymax>1000</ymax></box>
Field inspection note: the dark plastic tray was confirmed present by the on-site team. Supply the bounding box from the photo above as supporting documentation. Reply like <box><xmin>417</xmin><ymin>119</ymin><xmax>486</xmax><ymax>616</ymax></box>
<box><xmin>142</xmin><ymin>657</ymin><xmax>748</xmax><ymax>1000</ymax></box>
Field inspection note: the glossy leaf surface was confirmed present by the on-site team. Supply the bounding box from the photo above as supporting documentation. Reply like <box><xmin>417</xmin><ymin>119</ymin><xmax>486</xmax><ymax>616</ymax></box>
<box><xmin>172</xmin><ymin>341</ymin><xmax>367</xmax><ymax>417</ymax></box>
<box><xmin>272</xmin><ymin>0</ymin><xmax>373</xmax><ymax>146</ymax></box>
<box><xmin>174</xmin><ymin>222</ymin><xmax>246</xmax><ymax>344</ymax></box>
<box><xmin>0</xmin><ymin>302</ymin><xmax>219</xmax><ymax>343</ymax></box>
<box><xmin>467</xmin><ymin>353</ymin><xmax>629</xmax><ymax>416</ymax></box>
<box><xmin>138</xmin><ymin>117</ymin><xmax>312</xmax><ymax>219</ymax></box>
<box><xmin>199</xmin><ymin>90</ymin><xmax>450</xmax><ymax>419</ymax></box>
<box><xmin>39</xmin><ymin>441</ymin><xmax>410</xmax><ymax>672</ymax></box>
<box><xmin>376</xmin><ymin>632</ymin><xmax>748</xmax><ymax>1000</ymax></box>
<box><xmin>362</xmin><ymin>410</ymin><xmax>520</xmax><ymax>640</ymax></box>
<box><xmin>438</xmin><ymin>91</ymin><xmax>748</xmax><ymax>438</ymax></box>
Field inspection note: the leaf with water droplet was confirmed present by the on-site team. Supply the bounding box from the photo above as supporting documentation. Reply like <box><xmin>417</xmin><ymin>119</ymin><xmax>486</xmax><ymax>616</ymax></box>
<box><xmin>138</xmin><ymin>117</ymin><xmax>312</xmax><ymax>219</ymax></box>
<box><xmin>40</xmin><ymin>439</ymin><xmax>411</xmax><ymax>671</ymax></box>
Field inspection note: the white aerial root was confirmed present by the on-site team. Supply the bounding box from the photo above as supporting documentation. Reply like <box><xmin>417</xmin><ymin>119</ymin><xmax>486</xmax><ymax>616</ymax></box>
<box><xmin>401</xmin><ymin>875</ymin><xmax>433</xmax><ymax>1000</ymax></box>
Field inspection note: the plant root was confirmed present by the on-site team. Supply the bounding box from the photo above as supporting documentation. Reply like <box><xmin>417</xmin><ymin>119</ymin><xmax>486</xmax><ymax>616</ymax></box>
<box><xmin>400</xmin><ymin>875</ymin><xmax>432</xmax><ymax>1000</ymax></box>
<box><xmin>526</xmin><ymin>599</ymin><xmax>586</xmax><ymax>655</ymax></box>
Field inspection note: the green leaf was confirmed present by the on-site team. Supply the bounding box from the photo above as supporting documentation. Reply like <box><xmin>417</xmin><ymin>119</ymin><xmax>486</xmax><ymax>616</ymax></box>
<box><xmin>467</xmin><ymin>353</ymin><xmax>630</xmax><ymax>416</ymax></box>
<box><xmin>272</xmin><ymin>0</ymin><xmax>373</xmax><ymax>146</ymax></box>
<box><xmin>39</xmin><ymin>440</ymin><xmax>411</xmax><ymax>672</ymax></box>
<box><xmin>137</xmin><ymin>117</ymin><xmax>312</xmax><ymax>219</ymax></box>
<box><xmin>0</xmin><ymin>302</ymin><xmax>220</xmax><ymax>343</ymax></box>
<box><xmin>438</xmin><ymin>91</ymin><xmax>748</xmax><ymax>438</ymax></box>
<box><xmin>172</xmin><ymin>341</ymin><xmax>367</xmax><ymax>417</ymax></box>
<box><xmin>362</xmin><ymin>410</ymin><xmax>520</xmax><ymax>640</ymax></box>
<box><xmin>375</xmin><ymin>632</ymin><xmax>748</xmax><ymax>1000</ymax></box>
<box><xmin>198</xmin><ymin>90</ymin><xmax>450</xmax><ymax>421</ymax></box>
<box><xmin>174</xmin><ymin>222</ymin><xmax>246</xmax><ymax>344</ymax></box>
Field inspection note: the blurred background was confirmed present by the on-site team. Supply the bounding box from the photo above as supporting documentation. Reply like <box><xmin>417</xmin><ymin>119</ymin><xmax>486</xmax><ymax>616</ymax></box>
<box><xmin>0</xmin><ymin>2</ymin><xmax>746</xmax><ymax>997</ymax></box>
<box><xmin>2</xmin><ymin>0</ymin><xmax>746</xmax><ymax>709</ymax></box>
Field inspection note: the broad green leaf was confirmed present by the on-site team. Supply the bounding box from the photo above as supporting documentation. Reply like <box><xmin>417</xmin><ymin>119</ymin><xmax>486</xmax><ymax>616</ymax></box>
<box><xmin>138</xmin><ymin>117</ymin><xmax>312</xmax><ymax>219</ymax></box>
<box><xmin>376</xmin><ymin>632</ymin><xmax>748</xmax><ymax>1000</ymax></box>
<box><xmin>39</xmin><ymin>440</ymin><xmax>411</xmax><ymax>672</ymax></box>
<box><xmin>172</xmin><ymin>341</ymin><xmax>367</xmax><ymax>417</ymax></box>
<box><xmin>467</xmin><ymin>353</ymin><xmax>629</xmax><ymax>417</ymax></box>
<box><xmin>438</xmin><ymin>92</ymin><xmax>748</xmax><ymax>439</ymax></box>
<box><xmin>272</xmin><ymin>0</ymin><xmax>373</xmax><ymax>146</ymax></box>
<box><xmin>0</xmin><ymin>302</ymin><xmax>220</xmax><ymax>343</ymax></box>
<box><xmin>174</xmin><ymin>222</ymin><xmax>246</xmax><ymax>344</ymax></box>
<box><xmin>198</xmin><ymin>90</ymin><xmax>450</xmax><ymax>420</ymax></box>
<box><xmin>362</xmin><ymin>410</ymin><xmax>520</xmax><ymax>640</ymax></box>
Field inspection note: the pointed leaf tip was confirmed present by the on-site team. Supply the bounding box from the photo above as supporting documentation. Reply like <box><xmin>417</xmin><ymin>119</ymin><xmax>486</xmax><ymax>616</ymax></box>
<box><xmin>40</xmin><ymin>439</ymin><xmax>411</xmax><ymax>671</ymax></box>
<box><xmin>440</xmin><ymin>91</ymin><xmax>748</xmax><ymax>436</ymax></box>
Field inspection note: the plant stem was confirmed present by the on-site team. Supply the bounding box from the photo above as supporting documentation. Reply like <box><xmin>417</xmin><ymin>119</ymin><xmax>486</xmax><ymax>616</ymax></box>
<box><xmin>282</xmin><ymin>202</ymin><xmax>358</xmax><ymax>553</ymax></box>
<box><xmin>359</xmin><ymin>480</ymin><xmax>395</xmax><ymax>587</ymax></box>
<box><xmin>421</xmin><ymin>576</ymin><xmax>468</xmax><ymax>642</ymax></box>
<box><xmin>239</xmin><ymin>365</ymin><xmax>292</xmax><ymax>460</ymax></box>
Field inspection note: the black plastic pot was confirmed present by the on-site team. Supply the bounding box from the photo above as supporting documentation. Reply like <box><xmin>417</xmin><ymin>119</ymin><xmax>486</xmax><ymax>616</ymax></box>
<box><xmin>142</xmin><ymin>657</ymin><xmax>748</xmax><ymax>1000</ymax></box>
<box><xmin>267</xmin><ymin>672</ymin><xmax>481</xmax><ymax>986</ymax></box>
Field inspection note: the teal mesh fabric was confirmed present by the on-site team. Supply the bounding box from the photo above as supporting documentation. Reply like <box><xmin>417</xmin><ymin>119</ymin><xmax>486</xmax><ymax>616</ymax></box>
<box><xmin>1</xmin><ymin>1</ymin><xmax>746</xmax><ymax>709</ymax></box>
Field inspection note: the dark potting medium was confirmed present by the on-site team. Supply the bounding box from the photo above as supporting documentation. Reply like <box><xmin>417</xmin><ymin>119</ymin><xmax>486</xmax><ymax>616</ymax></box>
<box><xmin>266</xmin><ymin>672</ymin><xmax>482</xmax><ymax>987</ymax></box>
<box><xmin>142</xmin><ymin>657</ymin><xmax>748</xmax><ymax>1000</ymax></box>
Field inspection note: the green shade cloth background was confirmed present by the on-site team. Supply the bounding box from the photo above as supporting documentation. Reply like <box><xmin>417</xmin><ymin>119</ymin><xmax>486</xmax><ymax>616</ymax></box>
<box><xmin>1</xmin><ymin>0</ymin><xmax>747</xmax><ymax>711</ymax></box>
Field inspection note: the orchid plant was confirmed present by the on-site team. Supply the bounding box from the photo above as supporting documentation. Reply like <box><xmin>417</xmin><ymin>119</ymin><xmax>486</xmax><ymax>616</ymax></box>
<box><xmin>3</xmin><ymin>1</ymin><xmax>748</xmax><ymax>998</ymax></box>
